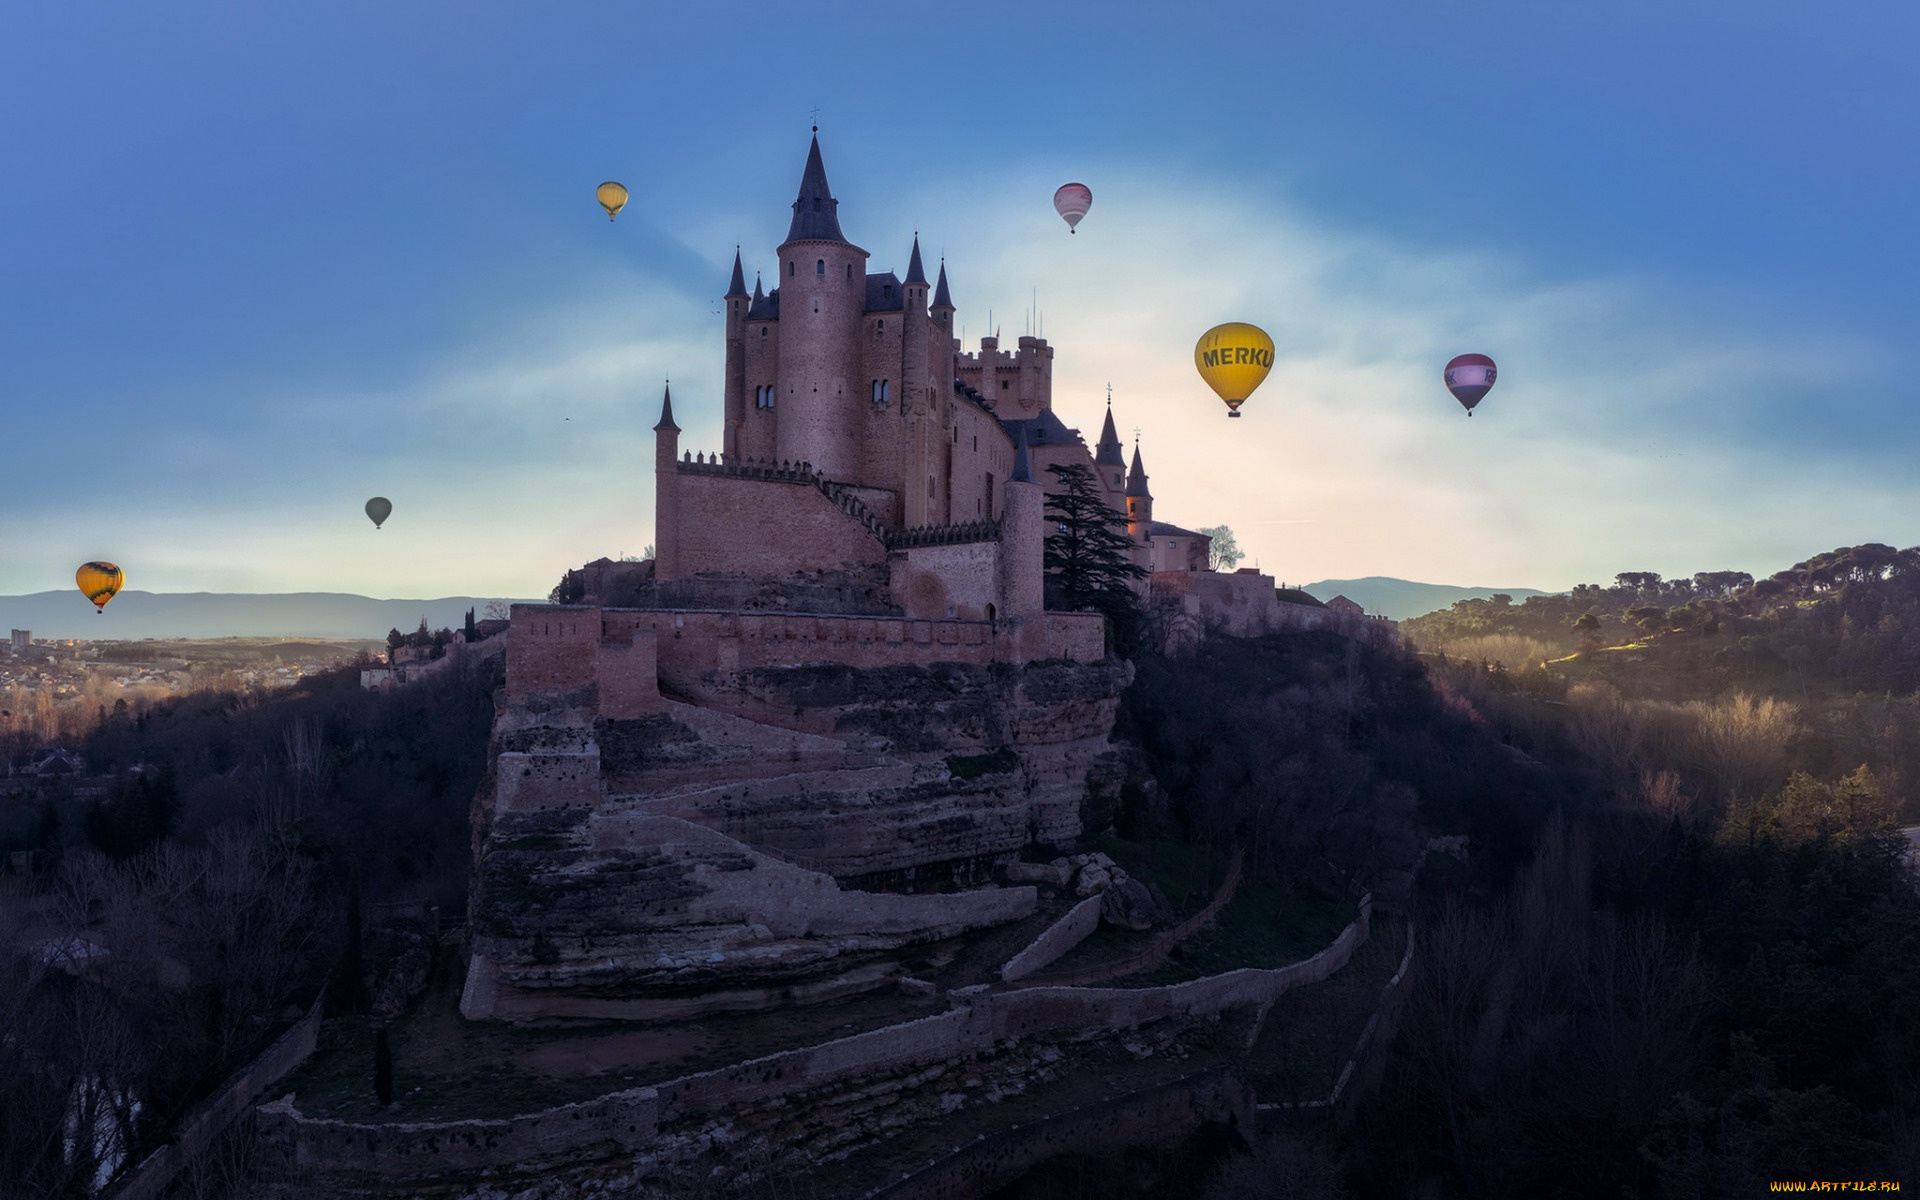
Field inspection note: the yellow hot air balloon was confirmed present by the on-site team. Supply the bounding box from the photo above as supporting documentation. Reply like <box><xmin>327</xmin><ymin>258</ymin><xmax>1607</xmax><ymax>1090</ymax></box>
<box><xmin>1194</xmin><ymin>323</ymin><xmax>1275</xmax><ymax>417</ymax></box>
<box><xmin>76</xmin><ymin>562</ymin><xmax>123</xmax><ymax>613</ymax></box>
<box><xmin>596</xmin><ymin>181</ymin><xmax>629</xmax><ymax>222</ymax></box>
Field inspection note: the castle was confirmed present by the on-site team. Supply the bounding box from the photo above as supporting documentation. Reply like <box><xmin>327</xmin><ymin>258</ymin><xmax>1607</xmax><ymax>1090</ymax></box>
<box><xmin>463</xmin><ymin>135</ymin><xmax>1345</xmax><ymax>1025</ymax></box>
<box><xmin>633</xmin><ymin>131</ymin><xmax>1255</xmax><ymax>664</ymax></box>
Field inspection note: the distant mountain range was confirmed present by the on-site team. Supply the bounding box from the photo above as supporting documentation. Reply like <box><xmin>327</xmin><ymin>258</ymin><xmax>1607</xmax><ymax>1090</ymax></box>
<box><xmin>0</xmin><ymin>581</ymin><xmax>1543</xmax><ymax>640</ymax></box>
<box><xmin>1299</xmin><ymin>577</ymin><xmax>1549</xmax><ymax>621</ymax></box>
<box><xmin>0</xmin><ymin>592</ymin><xmax>542</xmax><ymax>641</ymax></box>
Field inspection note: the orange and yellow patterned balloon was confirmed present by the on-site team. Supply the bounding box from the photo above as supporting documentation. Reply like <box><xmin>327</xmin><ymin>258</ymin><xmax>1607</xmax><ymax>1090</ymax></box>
<box><xmin>76</xmin><ymin>562</ymin><xmax>123</xmax><ymax>613</ymax></box>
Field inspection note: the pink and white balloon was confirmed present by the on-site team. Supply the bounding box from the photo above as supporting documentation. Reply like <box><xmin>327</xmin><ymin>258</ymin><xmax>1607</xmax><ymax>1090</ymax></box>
<box><xmin>1053</xmin><ymin>183</ymin><xmax>1092</xmax><ymax>233</ymax></box>
<box><xmin>1444</xmin><ymin>353</ymin><xmax>1498</xmax><ymax>416</ymax></box>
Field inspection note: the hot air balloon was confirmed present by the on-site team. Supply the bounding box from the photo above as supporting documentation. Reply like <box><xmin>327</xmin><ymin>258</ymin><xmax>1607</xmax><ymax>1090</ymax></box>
<box><xmin>366</xmin><ymin>497</ymin><xmax>392</xmax><ymax>529</ymax></box>
<box><xmin>76</xmin><ymin>562</ymin><xmax>123</xmax><ymax>614</ymax></box>
<box><xmin>596</xmin><ymin>181</ymin><xmax>629</xmax><ymax>222</ymax></box>
<box><xmin>1194</xmin><ymin>323</ymin><xmax>1275</xmax><ymax>417</ymax></box>
<box><xmin>1053</xmin><ymin>183</ymin><xmax>1092</xmax><ymax>233</ymax></box>
<box><xmin>1444</xmin><ymin>353</ymin><xmax>1497</xmax><ymax>416</ymax></box>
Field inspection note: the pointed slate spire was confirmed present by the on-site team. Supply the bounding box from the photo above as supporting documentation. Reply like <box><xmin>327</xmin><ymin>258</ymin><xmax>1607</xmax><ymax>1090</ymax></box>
<box><xmin>1094</xmin><ymin>399</ymin><xmax>1124</xmax><ymax>467</ymax></box>
<box><xmin>752</xmin><ymin>273</ymin><xmax>765</xmax><ymax>303</ymax></box>
<box><xmin>653</xmin><ymin>383</ymin><xmax>680</xmax><ymax>432</ymax></box>
<box><xmin>1010</xmin><ymin>421</ymin><xmax>1034</xmax><ymax>484</ymax></box>
<box><xmin>905</xmin><ymin>236</ymin><xmax>927</xmax><ymax>285</ymax></box>
<box><xmin>726</xmin><ymin>247</ymin><xmax>748</xmax><ymax>298</ymax></box>
<box><xmin>784</xmin><ymin>134</ymin><xmax>847</xmax><ymax>244</ymax></box>
<box><xmin>932</xmin><ymin>259</ymin><xmax>953</xmax><ymax>311</ymax></box>
<box><xmin>1125</xmin><ymin>441</ymin><xmax>1150</xmax><ymax>497</ymax></box>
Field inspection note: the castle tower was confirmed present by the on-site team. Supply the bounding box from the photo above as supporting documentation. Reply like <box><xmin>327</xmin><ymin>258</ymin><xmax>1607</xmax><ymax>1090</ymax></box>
<box><xmin>653</xmin><ymin>384</ymin><xmax>682</xmax><ymax>581</ymax></box>
<box><xmin>898</xmin><ymin>236</ymin><xmax>932</xmax><ymax>523</ymax></box>
<box><xmin>1124</xmin><ymin>441</ymin><xmax>1152</xmax><ymax>547</ymax></box>
<box><xmin>775</xmin><ymin>134</ymin><xmax>869</xmax><ymax>480</ymax></box>
<box><xmin>931</xmin><ymin>260</ymin><xmax>954</xmax><ymax>337</ymax></box>
<box><xmin>1093</xmin><ymin>398</ymin><xmax>1126</xmax><ymax>500</ymax></box>
<box><xmin>722</xmin><ymin>249</ymin><xmax>749</xmax><ymax>460</ymax></box>
<box><xmin>999</xmin><ymin>422</ymin><xmax>1047</xmax><ymax>658</ymax></box>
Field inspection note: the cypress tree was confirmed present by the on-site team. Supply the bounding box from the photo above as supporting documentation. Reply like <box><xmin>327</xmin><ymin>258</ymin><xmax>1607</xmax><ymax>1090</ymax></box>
<box><xmin>1043</xmin><ymin>462</ymin><xmax>1148</xmax><ymax>653</ymax></box>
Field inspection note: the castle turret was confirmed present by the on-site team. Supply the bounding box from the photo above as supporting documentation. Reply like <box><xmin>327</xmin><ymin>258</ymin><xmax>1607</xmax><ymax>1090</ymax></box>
<box><xmin>931</xmin><ymin>259</ymin><xmax>954</xmax><ymax>334</ymax></box>
<box><xmin>653</xmin><ymin>384</ymin><xmax>682</xmax><ymax>581</ymax></box>
<box><xmin>723</xmin><ymin>248</ymin><xmax>748</xmax><ymax>459</ymax></box>
<box><xmin>1124</xmin><ymin>441</ymin><xmax>1152</xmax><ymax>546</ymax></box>
<box><xmin>899</xmin><ymin>234</ymin><xmax>930</xmax><ymax>489</ymax></box>
<box><xmin>775</xmin><ymin>134</ymin><xmax>869</xmax><ymax>480</ymax></box>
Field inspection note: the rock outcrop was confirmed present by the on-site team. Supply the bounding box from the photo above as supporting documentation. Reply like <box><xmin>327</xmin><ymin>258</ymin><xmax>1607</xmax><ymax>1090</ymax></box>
<box><xmin>463</xmin><ymin>658</ymin><xmax>1131</xmax><ymax>1023</ymax></box>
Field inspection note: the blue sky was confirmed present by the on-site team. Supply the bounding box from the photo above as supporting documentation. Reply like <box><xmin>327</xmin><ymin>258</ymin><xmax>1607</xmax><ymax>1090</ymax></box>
<box><xmin>3</xmin><ymin>1</ymin><xmax>1917</xmax><ymax>599</ymax></box>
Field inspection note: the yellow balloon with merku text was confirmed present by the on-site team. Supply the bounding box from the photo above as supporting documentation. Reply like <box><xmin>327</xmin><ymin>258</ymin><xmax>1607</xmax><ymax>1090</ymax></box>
<box><xmin>1194</xmin><ymin>323</ymin><xmax>1275</xmax><ymax>417</ymax></box>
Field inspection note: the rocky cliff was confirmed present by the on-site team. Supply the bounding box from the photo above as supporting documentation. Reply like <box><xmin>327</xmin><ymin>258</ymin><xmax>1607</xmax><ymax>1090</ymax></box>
<box><xmin>462</xmin><ymin>658</ymin><xmax>1131</xmax><ymax>1023</ymax></box>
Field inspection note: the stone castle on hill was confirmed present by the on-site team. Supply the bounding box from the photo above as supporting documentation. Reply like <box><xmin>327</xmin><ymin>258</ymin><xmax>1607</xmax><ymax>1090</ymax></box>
<box><xmin>462</xmin><ymin>135</ymin><xmax>1355</xmax><ymax>1024</ymax></box>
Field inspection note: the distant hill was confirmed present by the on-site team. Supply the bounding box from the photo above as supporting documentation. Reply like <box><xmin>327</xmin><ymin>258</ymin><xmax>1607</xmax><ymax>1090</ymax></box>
<box><xmin>0</xmin><ymin>591</ymin><xmax>541</xmax><ymax>641</ymax></box>
<box><xmin>1299</xmin><ymin>577</ymin><xmax>1549</xmax><ymax>621</ymax></box>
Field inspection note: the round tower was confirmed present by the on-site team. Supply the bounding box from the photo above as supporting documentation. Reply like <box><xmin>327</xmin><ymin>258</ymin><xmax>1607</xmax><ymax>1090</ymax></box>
<box><xmin>774</xmin><ymin>134</ymin><xmax>869</xmax><ymax>480</ymax></box>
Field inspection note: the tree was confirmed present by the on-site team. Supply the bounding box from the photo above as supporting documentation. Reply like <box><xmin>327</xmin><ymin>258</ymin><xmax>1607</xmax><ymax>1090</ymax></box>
<box><xmin>1044</xmin><ymin>462</ymin><xmax>1147</xmax><ymax>652</ymax></box>
<box><xmin>1195</xmin><ymin>525</ymin><xmax>1243</xmax><ymax>572</ymax></box>
<box><xmin>483</xmin><ymin>600</ymin><xmax>511</xmax><ymax>622</ymax></box>
<box><xmin>548</xmin><ymin>569</ymin><xmax>584</xmax><ymax>605</ymax></box>
<box><xmin>1572</xmin><ymin>612</ymin><xmax>1603</xmax><ymax>657</ymax></box>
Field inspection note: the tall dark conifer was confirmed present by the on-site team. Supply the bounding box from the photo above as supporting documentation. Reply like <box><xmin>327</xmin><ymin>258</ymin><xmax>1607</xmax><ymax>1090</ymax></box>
<box><xmin>1044</xmin><ymin>462</ymin><xmax>1147</xmax><ymax>653</ymax></box>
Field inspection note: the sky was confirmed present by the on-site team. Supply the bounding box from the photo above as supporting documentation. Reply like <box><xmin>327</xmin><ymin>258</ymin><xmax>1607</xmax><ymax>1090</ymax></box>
<box><xmin>3</xmin><ymin>1</ymin><xmax>1918</xmax><ymax>599</ymax></box>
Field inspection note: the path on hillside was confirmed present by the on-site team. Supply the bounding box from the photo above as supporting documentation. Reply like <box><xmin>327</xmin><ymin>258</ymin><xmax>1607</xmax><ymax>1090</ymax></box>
<box><xmin>1013</xmin><ymin>848</ymin><xmax>1245</xmax><ymax>989</ymax></box>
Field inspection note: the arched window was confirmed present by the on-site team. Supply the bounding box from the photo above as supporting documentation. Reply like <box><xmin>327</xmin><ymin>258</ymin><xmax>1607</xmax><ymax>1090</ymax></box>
<box><xmin>876</xmin><ymin>319</ymin><xmax>884</xmax><ymax>333</ymax></box>
<box><xmin>846</xmin><ymin>263</ymin><xmax>852</xmax><ymax>279</ymax></box>
<box><xmin>788</xmin><ymin>261</ymin><xmax>795</xmax><ymax>277</ymax></box>
<box><xmin>870</xmin><ymin>380</ymin><xmax>889</xmax><ymax>403</ymax></box>
<box><xmin>816</xmin><ymin>259</ymin><xmax>825</xmax><ymax>275</ymax></box>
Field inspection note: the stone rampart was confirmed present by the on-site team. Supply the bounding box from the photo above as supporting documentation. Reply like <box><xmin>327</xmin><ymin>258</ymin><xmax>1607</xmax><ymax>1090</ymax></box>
<box><xmin>260</xmin><ymin>897</ymin><xmax>1370</xmax><ymax>1190</ymax></box>
<box><xmin>670</xmin><ymin>467</ymin><xmax>887</xmax><ymax>578</ymax></box>
<box><xmin>999</xmin><ymin>897</ymin><xmax>1103</xmax><ymax>983</ymax></box>
<box><xmin>110</xmin><ymin>994</ymin><xmax>323</xmax><ymax>1200</ymax></box>
<box><xmin>506</xmin><ymin>604</ymin><xmax>1106</xmax><ymax>724</ymax></box>
<box><xmin>863</xmin><ymin>1068</ymin><xmax>1255</xmax><ymax>1200</ymax></box>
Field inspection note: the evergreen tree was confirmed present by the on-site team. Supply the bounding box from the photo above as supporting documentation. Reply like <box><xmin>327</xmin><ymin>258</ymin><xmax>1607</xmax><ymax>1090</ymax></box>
<box><xmin>1044</xmin><ymin>462</ymin><xmax>1147</xmax><ymax>652</ymax></box>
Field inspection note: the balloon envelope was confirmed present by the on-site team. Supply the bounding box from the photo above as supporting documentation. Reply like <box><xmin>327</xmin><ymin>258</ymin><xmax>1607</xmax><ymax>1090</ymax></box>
<box><xmin>1053</xmin><ymin>183</ymin><xmax>1092</xmax><ymax>232</ymax></box>
<box><xmin>365</xmin><ymin>497</ymin><xmax>392</xmax><ymax>529</ymax></box>
<box><xmin>1444</xmin><ymin>353</ymin><xmax>1497</xmax><ymax>414</ymax></box>
<box><xmin>596</xmin><ymin>181</ymin><xmax>629</xmax><ymax>222</ymax></box>
<box><xmin>1194</xmin><ymin>323</ymin><xmax>1275</xmax><ymax>416</ymax></box>
<box><xmin>76</xmin><ymin>562</ymin><xmax>123</xmax><ymax>613</ymax></box>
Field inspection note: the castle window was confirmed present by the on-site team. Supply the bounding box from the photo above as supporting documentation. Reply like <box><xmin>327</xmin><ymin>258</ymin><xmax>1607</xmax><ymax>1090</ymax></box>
<box><xmin>761</xmin><ymin>327</ymin><xmax>768</xmax><ymax>337</ymax></box>
<box><xmin>816</xmin><ymin>259</ymin><xmax>825</xmax><ymax>275</ymax></box>
<box><xmin>755</xmin><ymin>385</ymin><xmax>775</xmax><ymax>409</ymax></box>
<box><xmin>870</xmin><ymin>380</ymin><xmax>889</xmax><ymax>404</ymax></box>
<box><xmin>789</xmin><ymin>261</ymin><xmax>795</xmax><ymax>277</ymax></box>
<box><xmin>846</xmin><ymin>264</ymin><xmax>853</xmax><ymax>279</ymax></box>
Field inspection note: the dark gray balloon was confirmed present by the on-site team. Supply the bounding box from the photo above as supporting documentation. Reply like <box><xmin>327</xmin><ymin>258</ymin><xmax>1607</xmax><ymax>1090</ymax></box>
<box><xmin>365</xmin><ymin>497</ymin><xmax>393</xmax><ymax>529</ymax></box>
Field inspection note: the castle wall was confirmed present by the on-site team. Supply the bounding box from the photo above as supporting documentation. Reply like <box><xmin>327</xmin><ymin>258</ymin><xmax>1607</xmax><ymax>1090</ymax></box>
<box><xmin>1149</xmin><ymin>571</ymin><xmax>1395</xmax><ymax>646</ymax></box>
<box><xmin>889</xmin><ymin>540</ymin><xmax>1002</xmax><ymax>621</ymax></box>
<box><xmin>668</xmin><ymin>472</ymin><xmax>886</xmax><ymax>578</ymax></box>
<box><xmin>999</xmin><ymin>896</ymin><xmax>1103</xmax><ymax>983</ymax></box>
<box><xmin>258</xmin><ymin>898</ymin><xmax>1371</xmax><ymax>1192</ymax></box>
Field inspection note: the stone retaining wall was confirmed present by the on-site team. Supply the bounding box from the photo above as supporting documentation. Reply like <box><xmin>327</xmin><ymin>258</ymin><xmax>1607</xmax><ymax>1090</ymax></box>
<box><xmin>257</xmin><ymin>896</ymin><xmax>1370</xmax><ymax>1191</ymax></box>
<box><xmin>999</xmin><ymin>897</ymin><xmax>1103</xmax><ymax>983</ymax></box>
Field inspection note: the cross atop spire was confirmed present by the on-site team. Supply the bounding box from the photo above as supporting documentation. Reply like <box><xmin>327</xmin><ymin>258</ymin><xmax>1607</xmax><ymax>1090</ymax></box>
<box><xmin>653</xmin><ymin>382</ymin><xmax>680</xmax><ymax>432</ymax></box>
<box><xmin>932</xmin><ymin>258</ymin><xmax>953</xmax><ymax>311</ymax></box>
<box><xmin>905</xmin><ymin>234</ymin><xmax>927</xmax><ymax>286</ymax></box>
<box><xmin>1125</xmin><ymin>441</ymin><xmax>1150</xmax><ymax>498</ymax></box>
<box><xmin>1094</xmin><ymin>392</ymin><xmax>1125</xmax><ymax>466</ymax></box>
<box><xmin>726</xmin><ymin>247</ymin><xmax>748</xmax><ymax>298</ymax></box>
<box><xmin>783</xmin><ymin>133</ymin><xmax>847</xmax><ymax>245</ymax></box>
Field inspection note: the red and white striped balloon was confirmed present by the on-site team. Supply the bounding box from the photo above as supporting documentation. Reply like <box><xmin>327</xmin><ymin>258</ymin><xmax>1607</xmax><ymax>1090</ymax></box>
<box><xmin>1053</xmin><ymin>183</ymin><xmax>1092</xmax><ymax>233</ymax></box>
<box><xmin>1444</xmin><ymin>353</ymin><xmax>1497</xmax><ymax>415</ymax></box>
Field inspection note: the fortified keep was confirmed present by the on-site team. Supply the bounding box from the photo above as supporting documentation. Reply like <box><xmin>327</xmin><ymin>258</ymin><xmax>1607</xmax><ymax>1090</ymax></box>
<box><xmin>465</xmin><ymin>135</ymin><xmax>1322</xmax><ymax>1024</ymax></box>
